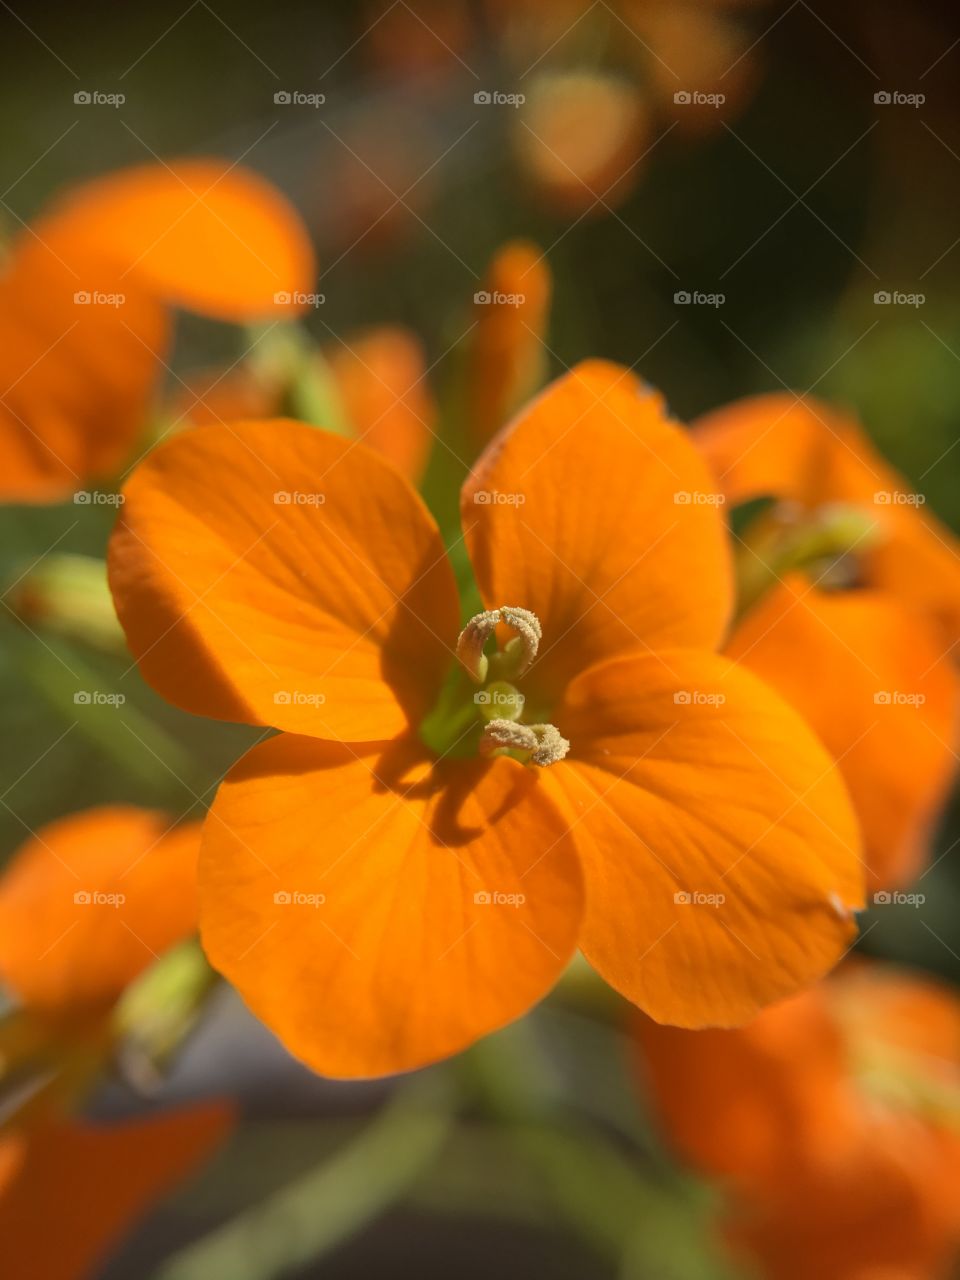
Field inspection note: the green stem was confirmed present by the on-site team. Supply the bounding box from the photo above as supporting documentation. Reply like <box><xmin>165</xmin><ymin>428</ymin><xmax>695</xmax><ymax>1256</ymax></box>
<box><xmin>153</xmin><ymin>1078</ymin><xmax>454</xmax><ymax>1280</ymax></box>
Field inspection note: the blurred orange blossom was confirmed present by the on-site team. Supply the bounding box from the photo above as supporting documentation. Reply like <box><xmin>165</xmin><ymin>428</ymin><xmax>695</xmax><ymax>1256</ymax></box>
<box><xmin>696</xmin><ymin>394</ymin><xmax>960</xmax><ymax>890</ymax></box>
<box><xmin>0</xmin><ymin>160</ymin><xmax>313</xmax><ymax>503</ymax></box>
<box><xmin>636</xmin><ymin>963</ymin><xmax>960</xmax><ymax>1280</ymax></box>
<box><xmin>0</xmin><ymin>806</ymin><xmax>231</xmax><ymax>1280</ymax></box>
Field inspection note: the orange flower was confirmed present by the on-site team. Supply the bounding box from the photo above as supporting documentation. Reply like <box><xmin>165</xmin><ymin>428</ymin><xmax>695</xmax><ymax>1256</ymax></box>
<box><xmin>0</xmin><ymin>806</ymin><xmax>202</xmax><ymax>1123</ymax></box>
<box><xmin>0</xmin><ymin>161</ymin><xmax>314</xmax><ymax>503</ymax></box>
<box><xmin>467</xmin><ymin>241</ymin><xmax>552</xmax><ymax>452</ymax></box>
<box><xmin>0</xmin><ymin>806</ymin><xmax>200</xmax><ymax>1022</ymax></box>
<box><xmin>0</xmin><ymin>806</ymin><xmax>231</xmax><ymax>1280</ymax></box>
<box><xmin>694</xmin><ymin>393</ymin><xmax>960</xmax><ymax>646</ymax></box>
<box><xmin>635</xmin><ymin>963</ymin><xmax>960</xmax><ymax>1280</ymax></box>
<box><xmin>108</xmin><ymin>360</ymin><xmax>863</xmax><ymax>1078</ymax></box>
<box><xmin>0</xmin><ymin>1105</ymin><xmax>231</xmax><ymax>1280</ymax></box>
<box><xmin>325</xmin><ymin>325</ymin><xmax>436</xmax><ymax>482</ymax></box>
<box><xmin>170</xmin><ymin>326</ymin><xmax>434</xmax><ymax>486</ymax></box>
<box><xmin>517</xmin><ymin>71</ymin><xmax>649</xmax><ymax>215</ymax></box>
<box><xmin>695</xmin><ymin>394</ymin><xmax>960</xmax><ymax>890</ymax></box>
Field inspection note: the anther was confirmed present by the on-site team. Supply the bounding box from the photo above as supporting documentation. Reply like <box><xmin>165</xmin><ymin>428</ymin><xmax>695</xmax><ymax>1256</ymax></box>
<box><xmin>456</xmin><ymin>605</ymin><xmax>542</xmax><ymax>683</ymax></box>
<box><xmin>456</xmin><ymin>610</ymin><xmax>501</xmax><ymax>683</ymax></box>
<box><xmin>479</xmin><ymin>718</ymin><xmax>570</xmax><ymax>768</ymax></box>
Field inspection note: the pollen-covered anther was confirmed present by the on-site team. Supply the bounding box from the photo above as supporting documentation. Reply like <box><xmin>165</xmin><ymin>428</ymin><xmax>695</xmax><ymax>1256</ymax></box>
<box><xmin>456</xmin><ymin>605</ymin><xmax>542</xmax><ymax>683</ymax></box>
<box><xmin>479</xmin><ymin>718</ymin><xmax>570</xmax><ymax>767</ymax></box>
<box><xmin>497</xmin><ymin>607</ymin><xmax>542</xmax><ymax>677</ymax></box>
<box><xmin>456</xmin><ymin>610</ymin><xmax>502</xmax><ymax>683</ymax></box>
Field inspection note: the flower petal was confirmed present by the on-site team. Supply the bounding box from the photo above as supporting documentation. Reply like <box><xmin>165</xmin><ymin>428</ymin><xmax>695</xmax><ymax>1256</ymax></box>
<box><xmin>109</xmin><ymin>421</ymin><xmax>460</xmax><ymax>739</ymax></box>
<box><xmin>728</xmin><ymin>579</ymin><xmax>960</xmax><ymax>891</ymax></box>
<box><xmin>326</xmin><ymin>326</ymin><xmax>435</xmax><ymax>482</ymax></box>
<box><xmin>0</xmin><ymin>1105</ymin><xmax>231</xmax><ymax>1280</ymax></box>
<box><xmin>634</xmin><ymin>990</ymin><xmax>852</xmax><ymax>1188</ymax></box>
<box><xmin>467</xmin><ymin>240</ymin><xmax>552</xmax><ymax>450</ymax></box>
<box><xmin>198</xmin><ymin>733</ymin><xmax>583</xmax><ymax>1077</ymax></box>
<box><xmin>35</xmin><ymin>160</ymin><xmax>315</xmax><ymax>321</ymax></box>
<box><xmin>544</xmin><ymin>649</ymin><xmax>864</xmax><ymax>1027</ymax></box>
<box><xmin>462</xmin><ymin>361</ymin><xmax>733</xmax><ymax>703</ymax></box>
<box><xmin>0</xmin><ymin>242</ymin><xmax>168</xmax><ymax>502</ymax></box>
<box><xmin>692</xmin><ymin>391</ymin><xmax>842</xmax><ymax>506</ymax></box>
<box><xmin>0</xmin><ymin>807</ymin><xmax>199</xmax><ymax>1015</ymax></box>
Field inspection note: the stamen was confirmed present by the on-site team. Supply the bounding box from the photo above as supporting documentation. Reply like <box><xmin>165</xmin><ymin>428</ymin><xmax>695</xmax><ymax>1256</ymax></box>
<box><xmin>456</xmin><ymin>610</ymin><xmax>501</xmax><ymax>683</ymax></box>
<box><xmin>479</xmin><ymin>718</ymin><xmax>570</xmax><ymax>767</ymax></box>
<box><xmin>528</xmin><ymin>723</ymin><xmax>570</xmax><ymax>767</ymax></box>
<box><xmin>456</xmin><ymin>605</ymin><xmax>542</xmax><ymax>683</ymax></box>
<box><xmin>497</xmin><ymin>607</ymin><xmax>541</xmax><ymax>677</ymax></box>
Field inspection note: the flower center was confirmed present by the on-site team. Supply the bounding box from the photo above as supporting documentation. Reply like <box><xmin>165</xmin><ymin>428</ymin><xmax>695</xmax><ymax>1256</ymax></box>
<box><xmin>735</xmin><ymin>500</ymin><xmax>883</xmax><ymax>617</ymax></box>
<box><xmin>419</xmin><ymin>605</ymin><xmax>569</xmax><ymax>766</ymax></box>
